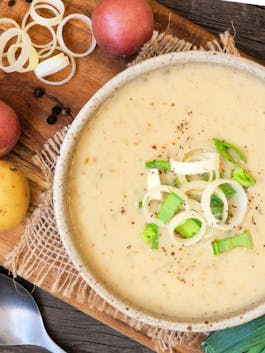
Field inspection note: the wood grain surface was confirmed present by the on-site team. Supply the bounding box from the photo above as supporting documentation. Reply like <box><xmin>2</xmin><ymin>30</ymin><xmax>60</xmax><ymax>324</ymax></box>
<box><xmin>0</xmin><ymin>0</ymin><xmax>264</xmax><ymax>352</ymax></box>
<box><xmin>0</xmin><ymin>0</ymin><xmax>224</xmax><ymax>262</ymax></box>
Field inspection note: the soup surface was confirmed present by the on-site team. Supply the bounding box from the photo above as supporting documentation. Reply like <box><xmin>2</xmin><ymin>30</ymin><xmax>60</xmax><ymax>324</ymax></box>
<box><xmin>69</xmin><ymin>62</ymin><xmax>265</xmax><ymax>320</ymax></box>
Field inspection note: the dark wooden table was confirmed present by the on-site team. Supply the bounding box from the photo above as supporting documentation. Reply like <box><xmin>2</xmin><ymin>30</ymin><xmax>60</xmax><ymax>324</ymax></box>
<box><xmin>0</xmin><ymin>0</ymin><xmax>264</xmax><ymax>352</ymax></box>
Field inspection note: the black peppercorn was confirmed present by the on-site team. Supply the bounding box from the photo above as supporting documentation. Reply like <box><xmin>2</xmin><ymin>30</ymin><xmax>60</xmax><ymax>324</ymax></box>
<box><xmin>8</xmin><ymin>0</ymin><xmax>16</xmax><ymax>6</ymax></box>
<box><xmin>52</xmin><ymin>105</ymin><xmax>62</xmax><ymax>115</ymax></box>
<box><xmin>25</xmin><ymin>0</ymin><xmax>33</xmax><ymax>2</ymax></box>
<box><xmin>47</xmin><ymin>115</ymin><xmax>57</xmax><ymax>125</ymax></box>
<box><xmin>34</xmin><ymin>87</ymin><xmax>45</xmax><ymax>98</ymax></box>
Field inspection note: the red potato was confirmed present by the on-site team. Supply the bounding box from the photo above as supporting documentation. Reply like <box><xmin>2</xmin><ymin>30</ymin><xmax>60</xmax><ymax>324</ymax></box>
<box><xmin>92</xmin><ymin>0</ymin><xmax>154</xmax><ymax>56</ymax></box>
<box><xmin>0</xmin><ymin>100</ymin><xmax>21</xmax><ymax>158</ymax></box>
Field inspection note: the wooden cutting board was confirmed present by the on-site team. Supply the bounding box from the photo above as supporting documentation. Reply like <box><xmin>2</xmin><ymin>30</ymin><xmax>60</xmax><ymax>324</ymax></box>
<box><xmin>0</xmin><ymin>1</ymin><xmax>263</xmax><ymax>352</ymax></box>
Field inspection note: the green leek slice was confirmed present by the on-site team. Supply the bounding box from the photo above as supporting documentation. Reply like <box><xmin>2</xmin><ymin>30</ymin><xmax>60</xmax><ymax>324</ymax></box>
<box><xmin>211</xmin><ymin>184</ymin><xmax>235</xmax><ymax>207</ymax></box>
<box><xmin>211</xmin><ymin>194</ymin><xmax>223</xmax><ymax>207</ymax></box>
<box><xmin>202</xmin><ymin>172</ymin><xmax>210</xmax><ymax>181</ymax></box>
<box><xmin>210</xmin><ymin>206</ymin><xmax>223</xmax><ymax>220</ymax></box>
<box><xmin>212</xmin><ymin>231</ymin><xmax>252</xmax><ymax>255</ymax></box>
<box><xmin>142</xmin><ymin>223</ymin><xmax>159</xmax><ymax>249</ymax></box>
<box><xmin>210</xmin><ymin>184</ymin><xmax>236</xmax><ymax>220</ymax></box>
<box><xmin>174</xmin><ymin>177</ymin><xmax>180</xmax><ymax>186</ymax></box>
<box><xmin>213</xmin><ymin>138</ymin><xmax>247</xmax><ymax>164</ymax></box>
<box><xmin>219</xmin><ymin>183</ymin><xmax>236</xmax><ymax>198</ymax></box>
<box><xmin>157</xmin><ymin>192</ymin><xmax>184</xmax><ymax>223</ymax></box>
<box><xmin>210</xmin><ymin>194</ymin><xmax>224</xmax><ymax>220</ymax></box>
<box><xmin>145</xmin><ymin>159</ymin><xmax>170</xmax><ymax>171</ymax></box>
<box><xmin>138</xmin><ymin>200</ymin><xmax>143</xmax><ymax>209</ymax></box>
<box><xmin>175</xmin><ymin>218</ymin><xmax>201</xmax><ymax>238</ymax></box>
<box><xmin>232</xmin><ymin>167</ymin><xmax>256</xmax><ymax>188</ymax></box>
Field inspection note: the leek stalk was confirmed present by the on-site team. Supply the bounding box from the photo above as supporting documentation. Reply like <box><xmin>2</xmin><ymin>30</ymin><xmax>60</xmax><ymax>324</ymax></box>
<box><xmin>201</xmin><ymin>314</ymin><xmax>265</xmax><ymax>353</ymax></box>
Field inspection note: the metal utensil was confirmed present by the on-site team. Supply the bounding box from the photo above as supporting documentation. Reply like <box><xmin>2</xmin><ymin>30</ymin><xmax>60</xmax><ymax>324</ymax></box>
<box><xmin>0</xmin><ymin>273</ymin><xmax>66</xmax><ymax>353</ymax></box>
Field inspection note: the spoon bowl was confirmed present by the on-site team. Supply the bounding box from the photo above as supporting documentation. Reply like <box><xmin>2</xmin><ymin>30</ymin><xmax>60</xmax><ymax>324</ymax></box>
<box><xmin>0</xmin><ymin>273</ymin><xmax>66</xmax><ymax>353</ymax></box>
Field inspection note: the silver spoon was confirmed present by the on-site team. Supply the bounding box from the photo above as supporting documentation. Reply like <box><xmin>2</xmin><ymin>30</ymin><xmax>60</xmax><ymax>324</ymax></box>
<box><xmin>0</xmin><ymin>273</ymin><xmax>67</xmax><ymax>353</ymax></box>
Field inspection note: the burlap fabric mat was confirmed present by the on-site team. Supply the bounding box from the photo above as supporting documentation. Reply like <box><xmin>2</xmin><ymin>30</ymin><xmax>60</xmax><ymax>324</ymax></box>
<box><xmin>5</xmin><ymin>30</ymin><xmax>239</xmax><ymax>353</ymax></box>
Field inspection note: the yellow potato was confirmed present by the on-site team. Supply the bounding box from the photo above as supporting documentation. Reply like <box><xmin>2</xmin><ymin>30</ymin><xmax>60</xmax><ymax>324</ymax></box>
<box><xmin>0</xmin><ymin>160</ymin><xmax>30</xmax><ymax>232</ymax></box>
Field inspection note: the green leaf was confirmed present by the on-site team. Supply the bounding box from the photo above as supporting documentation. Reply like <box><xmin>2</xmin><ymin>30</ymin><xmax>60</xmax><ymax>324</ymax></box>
<box><xmin>210</xmin><ymin>205</ymin><xmax>223</xmax><ymax>221</ymax></box>
<box><xmin>174</xmin><ymin>177</ymin><xmax>181</xmax><ymax>186</ymax></box>
<box><xmin>211</xmin><ymin>231</ymin><xmax>252</xmax><ymax>256</ymax></box>
<box><xmin>175</xmin><ymin>218</ymin><xmax>201</xmax><ymax>238</ymax></box>
<box><xmin>145</xmin><ymin>159</ymin><xmax>171</xmax><ymax>171</ymax></box>
<box><xmin>219</xmin><ymin>183</ymin><xmax>236</xmax><ymax>198</ymax></box>
<box><xmin>142</xmin><ymin>223</ymin><xmax>159</xmax><ymax>250</ymax></box>
<box><xmin>213</xmin><ymin>138</ymin><xmax>246</xmax><ymax>164</ymax></box>
<box><xmin>157</xmin><ymin>192</ymin><xmax>184</xmax><ymax>223</ymax></box>
<box><xmin>210</xmin><ymin>194</ymin><xmax>223</xmax><ymax>220</ymax></box>
<box><xmin>232</xmin><ymin>168</ymin><xmax>256</xmax><ymax>188</ymax></box>
<box><xmin>151</xmin><ymin>236</ymin><xmax>159</xmax><ymax>250</ymax></box>
<box><xmin>211</xmin><ymin>194</ymin><xmax>223</xmax><ymax>207</ymax></box>
<box><xmin>202</xmin><ymin>172</ymin><xmax>210</xmax><ymax>181</ymax></box>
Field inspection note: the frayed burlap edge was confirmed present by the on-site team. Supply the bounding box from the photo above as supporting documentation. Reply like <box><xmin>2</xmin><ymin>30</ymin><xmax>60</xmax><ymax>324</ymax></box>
<box><xmin>129</xmin><ymin>30</ymin><xmax>239</xmax><ymax>66</ymax></box>
<box><xmin>4</xmin><ymin>30</ymin><xmax>240</xmax><ymax>353</ymax></box>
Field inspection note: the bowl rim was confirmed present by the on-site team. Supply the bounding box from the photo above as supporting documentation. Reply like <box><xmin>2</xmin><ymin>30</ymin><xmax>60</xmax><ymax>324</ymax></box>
<box><xmin>53</xmin><ymin>51</ymin><xmax>265</xmax><ymax>332</ymax></box>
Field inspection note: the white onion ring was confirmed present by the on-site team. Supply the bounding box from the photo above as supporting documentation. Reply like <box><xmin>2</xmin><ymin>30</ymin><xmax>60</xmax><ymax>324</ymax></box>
<box><xmin>22</xmin><ymin>9</ymin><xmax>32</xmax><ymax>29</ymax></box>
<box><xmin>35</xmin><ymin>46</ymin><xmax>76</xmax><ymax>85</ymax></box>
<box><xmin>0</xmin><ymin>28</ymin><xmax>31</xmax><ymax>73</ymax></box>
<box><xmin>22</xmin><ymin>4</ymin><xmax>60</xmax><ymax>29</ymax></box>
<box><xmin>190</xmin><ymin>209</ymin><xmax>220</xmax><ymax>241</ymax></box>
<box><xmin>184</xmin><ymin>150</ymin><xmax>220</xmax><ymax>179</ymax></box>
<box><xmin>176</xmin><ymin>149</ymin><xmax>220</xmax><ymax>181</ymax></box>
<box><xmin>30</xmin><ymin>0</ymin><xmax>65</xmax><ymax>27</ymax></box>
<box><xmin>23</xmin><ymin>20</ymin><xmax>57</xmax><ymax>59</ymax></box>
<box><xmin>180</xmin><ymin>180</ymin><xmax>208</xmax><ymax>194</ymax></box>
<box><xmin>170</xmin><ymin>152</ymin><xmax>219</xmax><ymax>175</ymax></box>
<box><xmin>189</xmin><ymin>199</ymin><xmax>202</xmax><ymax>212</ymax></box>
<box><xmin>35</xmin><ymin>52</ymin><xmax>69</xmax><ymax>77</ymax></box>
<box><xmin>168</xmin><ymin>210</ymin><xmax>207</xmax><ymax>246</ymax></box>
<box><xmin>222</xmin><ymin>160</ymin><xmax>234</xmax><ymax>179</ymax></box>
<box><xmin>146</xmin><ymin>169</ymin><xmax>161</xmax><ymax>201</ymax></box>
<box><xmin>0</xmin><ymin>18</ymin><xmax>21</xmax><ymax>49</ymax></box>
<box><xmin>57</xmin><ymin>13</ymin><xmax>97</xmax><ymax>57</ymax></box>
<box><xmin>22</xmin><ymin>8</ymin><xmax>57</xmax><ymax>58</ymax></box>
<box><xmin>180</xmin><ymin>180</ymin><xmax>207</xmax><ymax>199</ymax></box>
<box><xmin>201</xmin><ymin>179</ymin><xmax>248</xmax><ymax>230</ymax></box>
<box><xmin>142</xmin><ymin>185</ymin><xmax>190</xmax><ymax>227</ymax></box>
<box><xmin>213</xmin><ymin>188</ymin><xmax>229</xmax><ymax>224</ymax></box>
<box><xmin>183</xmin><ymin>149</ymin><xmax>210</xmax><ymax>161</ymax></box>
<box><xmin>38</xmin><ymin>44</ymin><xmax>56</xmax><ymax>59</ymax></box>
<box><xmin>203</xmin><ymin>228</ymin><xmax>219</xmax><ymax>241</ymax></box>
<box><xmin>7</xmin><ymin>43</ymin><xmax>39</xmax><ymax>73</ymax></box>
<box><xmin>180</xmin><ymin>181</ymin><xmax>228</xmax><ymax>224</ymax></box>
<box><xmin>0</xmin><ymin>18</ymin><xmax>20</xmax><ymax>30</ymax></box>
<box><xmin>185</xmin><ymin>199</ymin><xmax>220</xmax><ymax>241</ymax></box>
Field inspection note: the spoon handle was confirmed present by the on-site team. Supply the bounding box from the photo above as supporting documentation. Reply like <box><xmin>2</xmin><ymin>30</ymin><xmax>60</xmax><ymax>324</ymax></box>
<box><xmin>39</xmin><ymin>333</ymin><xmax>67</xmax><ymax>353</ymax></box>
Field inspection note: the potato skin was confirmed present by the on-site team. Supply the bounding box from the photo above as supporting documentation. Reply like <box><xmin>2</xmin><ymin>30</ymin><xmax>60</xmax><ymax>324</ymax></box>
<box><xmin>0</xmin><ymin>160</ymin><xmax>30</xmax><ymax>232</ymax></box>
<box><xmin>0</xmin><ymin>100</ymin><xmax>21</xmax><ymax>158</ymax></box>
<box><xmin>92</xmin><ymin>0</ymin><xmax>154</xmax><ymax>56</ymax></box>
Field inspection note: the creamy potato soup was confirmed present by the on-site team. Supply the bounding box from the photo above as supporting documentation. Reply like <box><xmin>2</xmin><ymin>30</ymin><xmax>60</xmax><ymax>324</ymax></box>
<box><xmin>68</xmin><ymin>62</ymin><xmax>265</xmax><ymax>320</ymax></box>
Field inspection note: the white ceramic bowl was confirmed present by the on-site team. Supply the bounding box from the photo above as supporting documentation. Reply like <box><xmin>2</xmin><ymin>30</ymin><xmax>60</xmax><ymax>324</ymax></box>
<box><xmin>54</xmin><ymin>51</ymin><xmax>265</xmax><ymax>332</ymax></box>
